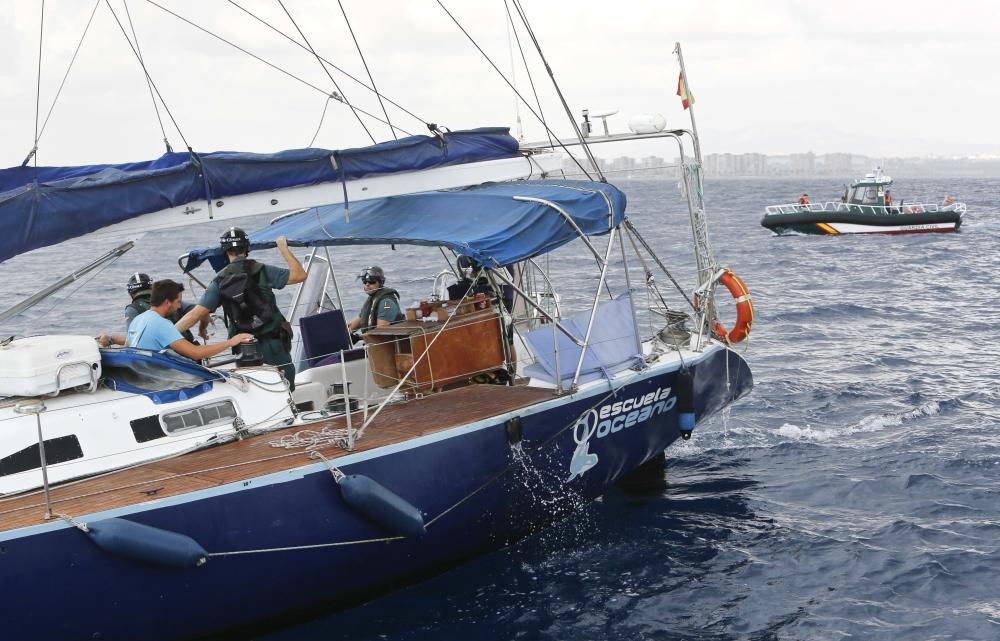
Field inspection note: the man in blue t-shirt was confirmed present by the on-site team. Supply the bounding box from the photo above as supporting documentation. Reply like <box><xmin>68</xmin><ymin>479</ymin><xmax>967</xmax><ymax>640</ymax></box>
<box><xmin>98</xmin><ymin>273</ymin><xmax>207</xmax><ymax>348</ymax></box>
<box><xmin>127</xmin><ymin>279</ymin><xmax>252</xmax><ymax>360</ymax></box>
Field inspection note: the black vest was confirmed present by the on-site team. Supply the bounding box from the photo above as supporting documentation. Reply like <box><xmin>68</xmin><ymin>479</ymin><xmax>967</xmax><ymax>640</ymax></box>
<box><xmin>359</xmin><ymin>287</ymin><xmax>402</xmax><ymax>330</ymax></box>
<box><xmin>125</xmin><ymin>291</ymin><xmax>152</xmax><ymax>317</ymax></box>
<box><xmin>213</xmin><ymin>259</ymin><xmax>283</xmax><ymax>338</ymax></box>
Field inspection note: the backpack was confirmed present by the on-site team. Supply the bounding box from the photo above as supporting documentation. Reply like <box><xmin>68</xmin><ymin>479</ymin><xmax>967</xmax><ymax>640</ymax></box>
<box><xmin>216</xmin><ymin>260</ymin><xmax>275</xmax><ymax>334</ymax></box>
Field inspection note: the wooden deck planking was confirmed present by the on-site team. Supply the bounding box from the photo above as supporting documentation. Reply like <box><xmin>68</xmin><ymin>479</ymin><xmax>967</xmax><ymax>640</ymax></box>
<box><xmin>0</xmin><ymin>384</ymin><xmax>555</xmax><ymax>532</ymax></box>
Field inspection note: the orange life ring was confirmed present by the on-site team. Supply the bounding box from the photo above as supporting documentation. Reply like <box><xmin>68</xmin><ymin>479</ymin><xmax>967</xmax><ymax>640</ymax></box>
<box><xmin>712</xmin><ymin>269</ymin><xmax>754</xmax><ymax>343</ymax></box>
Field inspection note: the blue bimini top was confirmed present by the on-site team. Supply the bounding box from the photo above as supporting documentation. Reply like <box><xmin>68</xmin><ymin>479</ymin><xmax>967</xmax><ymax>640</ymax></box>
<box><xmin>183</xmin><ymin>179</ymin><xmax>627</xmax><ymax>272</ymax></box>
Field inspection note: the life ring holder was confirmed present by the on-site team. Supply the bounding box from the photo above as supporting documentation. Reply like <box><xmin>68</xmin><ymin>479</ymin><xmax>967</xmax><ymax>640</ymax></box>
<box><xmin>709</xmin><ymin>268</ymin><xmax>754</xmax><ymax>344</ymax></box>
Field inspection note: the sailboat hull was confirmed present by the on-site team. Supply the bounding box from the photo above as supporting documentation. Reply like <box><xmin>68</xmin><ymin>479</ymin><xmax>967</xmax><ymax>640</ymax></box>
<box><xmin>0</xmin><ymin>345</ymin><xmax>750</xmax><ymax>641</ymax></box>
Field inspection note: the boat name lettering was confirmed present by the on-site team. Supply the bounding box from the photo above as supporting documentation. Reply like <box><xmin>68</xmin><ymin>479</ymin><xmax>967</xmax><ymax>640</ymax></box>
<box><xmin>580</xmin><ymin>386</ymin><xmax>677</xmax><ymax>440</ymax></box>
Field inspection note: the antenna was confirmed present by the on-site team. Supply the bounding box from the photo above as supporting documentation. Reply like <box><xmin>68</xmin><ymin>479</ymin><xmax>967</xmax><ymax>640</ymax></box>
<box><xmin>580</xmin><ymin>109</ymin><xmax>591</xmax><ymax>137</ymax></box>
<box><xmin>579</xmin><ymin>108</ymin><xmax>618</xmax><ymax>137</ymax></box>
<box><xmin>590</xmin><ymin>109</ymin><xmax>618</xmax><ymax>136</ymax></box>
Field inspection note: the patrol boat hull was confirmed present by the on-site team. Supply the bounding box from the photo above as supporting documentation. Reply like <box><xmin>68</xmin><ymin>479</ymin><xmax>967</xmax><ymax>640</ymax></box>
<box><xmin>760</xmin><ymin>209</ymin><xmax>963</xmax><ymax>235</ymax></box>
<box><xmin>0</xmin><ymin>344</ymin><xmax>750</xmax><ymax>641</ymax></box>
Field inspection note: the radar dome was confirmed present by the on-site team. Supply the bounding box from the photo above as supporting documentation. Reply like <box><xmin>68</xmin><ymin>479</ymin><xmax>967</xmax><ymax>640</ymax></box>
<box><xmin>627</xmin><ymin>113</ymin><xmax>666</xmax><ymax>134</ymax></box>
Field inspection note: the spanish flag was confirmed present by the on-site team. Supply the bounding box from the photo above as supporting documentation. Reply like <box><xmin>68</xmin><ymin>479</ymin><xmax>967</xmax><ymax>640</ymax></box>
<box><xmin>677</xmin><ymin>72</ymin><xmax>695</xmax><ymax>110</ymax></box>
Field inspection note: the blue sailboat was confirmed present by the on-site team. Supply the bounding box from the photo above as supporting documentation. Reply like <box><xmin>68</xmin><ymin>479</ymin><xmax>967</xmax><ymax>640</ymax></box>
<box><xmin>0</xmin><ymin>6</ymin><xmax>752</xmax><ymax>638</ymax></box>
<box><xmin>0</xmin><ymin>126</ymin><xmax>751</xmax><ymax>641</ymax></box>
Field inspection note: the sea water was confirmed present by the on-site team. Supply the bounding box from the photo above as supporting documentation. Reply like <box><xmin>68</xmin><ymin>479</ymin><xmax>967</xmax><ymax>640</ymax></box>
<box><xmin>2</xmin><ymin>177</ymin><xmax>997</xmax><ymax>640</ymax></box>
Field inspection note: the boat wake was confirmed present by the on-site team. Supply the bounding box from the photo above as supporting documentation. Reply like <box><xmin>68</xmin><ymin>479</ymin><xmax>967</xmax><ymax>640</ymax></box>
<box><xmin>674</xmin><ymin>396</ymin><xmax>959</xmax><ymax>455</ymax></box>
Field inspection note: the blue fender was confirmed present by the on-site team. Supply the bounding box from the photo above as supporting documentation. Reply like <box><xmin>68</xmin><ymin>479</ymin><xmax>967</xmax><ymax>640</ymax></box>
<box><xmin>338</xmin><ymin>474</ymin><xmax>426</xmax><ymax>537</ymax></box>
<box><xmin>675</xmin><ymin>368</ymin><xmax>696</xmax><ymax>433</ymax></box>
<box><xmin>86</xmin><ymin>518</ymin><xmax>208</xmax><ymax>569</ymax></box>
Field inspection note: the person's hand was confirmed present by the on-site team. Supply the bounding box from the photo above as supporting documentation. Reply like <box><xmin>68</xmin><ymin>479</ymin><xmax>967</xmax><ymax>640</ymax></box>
<box><xmin>229</xmin><ymin>333</ymin><xmax>255</xmax><ymax>347</ymax></box>
<box><xmin>96</xmin><ymin>334</ymin><xmax>111</xmax><ymax>348</ymax></box>
<box><xmin>275</xmin><ymin>236</ymin><xmax>288</xmax><ymax>251</ymax></box>
<box><xmin>199</xmin><ymin>327</ymin><xmax>210</xmax><ymax>343</ymax></box>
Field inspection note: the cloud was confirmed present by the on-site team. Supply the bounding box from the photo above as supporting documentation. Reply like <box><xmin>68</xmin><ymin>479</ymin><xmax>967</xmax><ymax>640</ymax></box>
<box><xmin>2</xmin><ymin>0</ymin><xmax>998</xmax><ymax>167</ymax></box>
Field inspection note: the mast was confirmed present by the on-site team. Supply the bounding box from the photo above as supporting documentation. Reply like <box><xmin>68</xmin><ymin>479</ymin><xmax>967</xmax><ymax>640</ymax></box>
<box><xmin>673</xmin><ymin>43</ymin><xmax>702</xmax><ymax>164</ymax></box>
<box><xmin>673</xmin><ymin>42</ymin><xmax>719</xmax><ymax>329</ymax></box>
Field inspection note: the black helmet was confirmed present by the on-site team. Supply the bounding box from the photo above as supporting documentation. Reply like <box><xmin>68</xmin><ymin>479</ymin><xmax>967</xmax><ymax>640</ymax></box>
<box><xmin>359</xmin><ymin>266</ymin><xmax>386</xmax><ymax>285</ymax></box>
<box><xmin>220</xmin><ymin>227</ymin><xmax>250</xmax><ymax>253</ymax></box>
<box><xmin>126</xmin><ymin>272</ymin><xmax>152</xmax><ymax>295</ymax></box>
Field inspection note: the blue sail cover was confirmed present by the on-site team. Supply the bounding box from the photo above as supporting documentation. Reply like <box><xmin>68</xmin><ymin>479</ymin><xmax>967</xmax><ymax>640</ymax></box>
<box><xmin>183</xmin><ymin>180</ymin><xmax>626</xmax><ymax>272</ymax></box>
<box><xmin>0</xmin><ymin>128</ymin><xmax>519</xmax><ymax>264</ymax></box>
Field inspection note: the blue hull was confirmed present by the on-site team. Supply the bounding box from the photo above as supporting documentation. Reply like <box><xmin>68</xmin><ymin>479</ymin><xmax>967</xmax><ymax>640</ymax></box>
<box><xmin>1</xmin><ymin>346</ymin><xmax>751</xmax><ymax>641</ymax></box>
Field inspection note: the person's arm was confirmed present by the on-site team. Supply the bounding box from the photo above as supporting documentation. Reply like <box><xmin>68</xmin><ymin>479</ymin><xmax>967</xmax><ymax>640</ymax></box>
<box><xmin>348</xmin><ymin>316</ymin><xmax>361</xmax><ymax>331</ymax></box>
<box><xmin>97</xmin><ymin>334</ymin><xmax>126</xmax><ymax>348</ymax></box>
<box><xmin>374</xmin><ymin>297</ymin><xmax>402</xmax><ymax>328</ymax></box>
<box><xmin>197</xmin><ymin>315</ymin><xmax>211</xmax><ymax>343</ymax></box>
<box><xmin>176</xmin><ymin>304</ymin><xmax>210</xmax><ymax>332</ymax></box>
<box><xmin>276</xmin><ymin>236</ymin><xmax>307</xmax><ymax>285</ymax></box>
<box><xmin>168</xmin><ymin>333</ymin><xmax>253</xmax><ymax>361</ymax></box>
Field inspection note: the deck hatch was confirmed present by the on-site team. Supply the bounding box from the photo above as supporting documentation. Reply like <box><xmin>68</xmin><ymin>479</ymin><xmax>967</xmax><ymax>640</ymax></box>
<box><xmin>162</xmin><ymin>400</ymin><xmax>237</xmax><ymax>434</ymax></box>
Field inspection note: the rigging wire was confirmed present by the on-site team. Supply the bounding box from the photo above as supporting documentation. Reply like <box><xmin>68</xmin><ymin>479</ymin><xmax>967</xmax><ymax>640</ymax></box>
<box><xmin>335</xmin><ymin>0</ymin><xmax>396</xmax><ymax>140</ymax></box>
<box><xmin>503</xmin><ymin>0</ymin><xmax>570</xmax><ymax>178</ymax></box>
<box><xmin>307</xmin><ymin>96</ymin><xmax>334</xmax><ymax>148</ymax></box>
<box><xmin>143</xmin><ymin>0</ymin><xmax>409</xmax><ymax>138</ymax></box>
<box><xmin>622</xmin><ymin>222</ymin><xmax>671</xmax><ymax>312</ymax></box>
<box><xmin>509</xmin><ymin>0</ymin><xmax>605</xmax><ymax>181</ymax></box>
<box><xmin>435</xmin><ymin>0</ymin><xmax>594</xmax><ymax>180</ymax></box>
<box><xmin>122</xmin><ymin>0</ymin><xmax>173</xmax><ymax>153</ymax></box>
<box><xmin>30</xmin><ymin>0</ymin><xmax>103</xmax><ymax>162</ymax></box>
<box><xmin>503</xmin><ymin>0</ymin><xmax>546</xmax><ymax>146</ymax></box>
<box><xmin>623</xmin><ymin>217</ymin><xmax>695</xmax><ymax>310</ymax></box>
<box><xmin>226</xmin><ymin>0</ymin><xmax>423</xmax><ymax>132</ymax></box>
<box><xmin>105</xmin><ymin>0</ymin><xmax>192</xmax><ymax>151</ymax></box>
<box><xmin>276</xmin><ymin>0</ymin><xmax>376</xmax><ymax>145</ymax></box>
<box><xmin>23</xmin><ymin>0</ymin><xmax>46</xmax><ymax>168</ymax></box>
<box><xmin>503</xmin><ymin>4</ymin><xmax>522</xmax><ymax>141</ymax></box>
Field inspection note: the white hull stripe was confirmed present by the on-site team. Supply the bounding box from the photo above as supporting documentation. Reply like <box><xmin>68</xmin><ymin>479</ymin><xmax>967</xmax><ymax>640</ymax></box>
<box><xmin>828</xmin><ymin>221</ymin><xmax>956</xmax><ymax>234</ymax></box>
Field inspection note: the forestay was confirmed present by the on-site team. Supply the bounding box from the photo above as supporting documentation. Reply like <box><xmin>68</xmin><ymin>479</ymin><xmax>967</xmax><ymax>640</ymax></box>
<box><xmin>183</xmin><ymin>180</ymin><xmax>627</xmax><ymax>271</ymax></box>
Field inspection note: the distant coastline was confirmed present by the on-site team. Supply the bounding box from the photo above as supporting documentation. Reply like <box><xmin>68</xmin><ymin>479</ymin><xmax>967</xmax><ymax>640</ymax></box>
<box><xmin>566</xmin><ymin>153</ymin><xmax>1000</xmax><ymax>178</ymax></box>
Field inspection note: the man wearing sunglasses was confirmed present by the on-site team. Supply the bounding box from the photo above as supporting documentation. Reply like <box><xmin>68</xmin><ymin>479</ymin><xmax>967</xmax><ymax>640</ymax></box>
<box><xmin>347</xmin><ymin>266</ymin><xmax>404</xmax><ymax>341</ymax></box>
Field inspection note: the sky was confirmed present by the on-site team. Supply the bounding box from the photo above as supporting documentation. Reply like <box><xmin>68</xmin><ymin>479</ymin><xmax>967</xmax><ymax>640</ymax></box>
<box><xmin>2</xmin><ymin>0</ymin><xmax>999</xmax><ymax>168</ymax></box>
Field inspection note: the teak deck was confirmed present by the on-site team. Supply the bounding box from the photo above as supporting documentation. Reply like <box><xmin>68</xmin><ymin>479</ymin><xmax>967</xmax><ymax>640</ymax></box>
<box><xmin>0</xmin><ymin>384</ymin><xmax>555</xmax><ymax>533</ymax></box>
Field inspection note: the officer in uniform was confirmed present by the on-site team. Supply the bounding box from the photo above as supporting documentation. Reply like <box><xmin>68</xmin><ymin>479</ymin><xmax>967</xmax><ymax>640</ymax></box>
<box><xmin>124</xmin><ymin>272</ymin><xmax>154</xmax><ymax>330</ymax></box>
<box><xmin>175</xmin><ymin>228</ymin><xmax>306</xmax><ymax>389</ymax></box>
<box><xmin>348</xmin><ymin>266</ymin><xmax>404</xmax><ymax>339</ymax></box>
<box><xmin>98</xmin><ymin>272</ymin><xmax>205</xmax><ymax>348</ymax></box>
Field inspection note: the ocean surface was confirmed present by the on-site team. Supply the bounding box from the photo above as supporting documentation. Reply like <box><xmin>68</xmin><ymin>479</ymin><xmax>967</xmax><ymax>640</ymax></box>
<box><xmin>2</xmin><ymin>176</ymin><xmax>998</xmax><ymax>640</ymax></box>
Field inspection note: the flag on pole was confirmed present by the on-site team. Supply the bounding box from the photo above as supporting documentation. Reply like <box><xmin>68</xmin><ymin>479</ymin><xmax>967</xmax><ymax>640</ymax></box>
<box><xmin>677</xmin><ymin>72</ymin><xmax>695</xmax><ymax>109</ymax></box>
